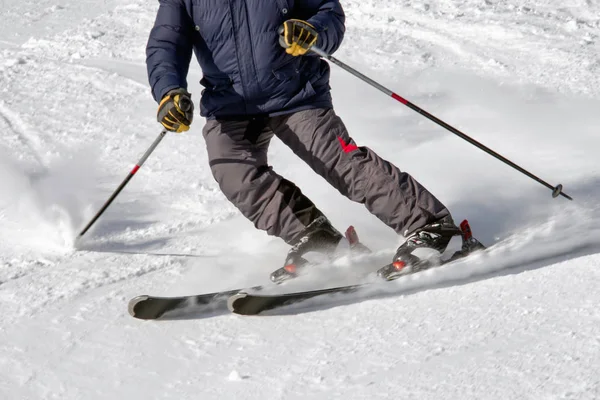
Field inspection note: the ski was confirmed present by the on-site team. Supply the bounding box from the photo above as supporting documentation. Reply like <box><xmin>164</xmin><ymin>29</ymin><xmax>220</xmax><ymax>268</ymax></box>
<box><xmin>130</xmin><ymin>221</ymin><xmax>484</xmax><ymax>318</ymax></box>
<box><xmin>128</xmin><ymin>225</ymin><xmax>367</xmax><ymax>319</ymax></box>
<box><xmin>128</xmin><ymin>225</ymin><xmax>368</xmax><ymax>320</ymax></box>
<box><xmin>227</xmin><ymin>283</ymin><xmax>367</xmax><ymax>316</ymax></box>
<box><xmin>128</xmin><ymin>286</ymin><xmax>263</xmax><ymax>320</ymax></box>
<box><xmin>228</xmin><ymin>220</ymin><xmax>485</xmax><ymax>316</ymax></box>
<box><xmin>228</xmin><ymin>257</ymin><xmax>458</xmax><ymax>316</ymax></box>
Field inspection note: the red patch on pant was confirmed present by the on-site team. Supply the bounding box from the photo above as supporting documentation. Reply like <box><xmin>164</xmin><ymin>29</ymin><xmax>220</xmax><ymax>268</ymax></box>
<box><xmin>337</xmin><ymin>137</ymin><xmax>358</xmax><ymax>153</ymax></box>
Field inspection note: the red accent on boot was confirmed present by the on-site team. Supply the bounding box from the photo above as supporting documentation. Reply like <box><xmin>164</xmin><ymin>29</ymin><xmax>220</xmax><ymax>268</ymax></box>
<box><xmin>460</xmin><ymin>220</ymin><xmax>472</xmax><ymax>240</ymax></box>
<box><xmin>345</xmin><ymin>225</ymin><xmax>359</xmax><ymax>246</ymax></box>
<box><xmin>284</xmin><ymin>264</ymin><xmax>297</xmax><ymax>274</ymax></box>
<box><xmin>393</xmin><ymin>261</ymin><xmax>407</xmax><ymax>271</ymax></box>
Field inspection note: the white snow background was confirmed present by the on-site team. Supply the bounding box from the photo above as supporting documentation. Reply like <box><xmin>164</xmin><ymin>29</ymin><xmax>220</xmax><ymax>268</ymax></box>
<box><xmin>1</xmin><ymin>0</ymin><xmax>599</xmax><ymax>399</ymax></box>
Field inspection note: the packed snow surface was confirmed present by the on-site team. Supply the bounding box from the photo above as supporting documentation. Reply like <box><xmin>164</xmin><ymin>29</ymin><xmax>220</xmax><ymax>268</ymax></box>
<box><xmin>1</xmin><ymin>0</ymin><xmax>599</xmax><ymax>399</ymax></box>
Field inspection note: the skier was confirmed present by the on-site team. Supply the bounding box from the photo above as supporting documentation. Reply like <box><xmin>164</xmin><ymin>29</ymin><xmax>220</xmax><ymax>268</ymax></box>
<box><xmin>146</xmin><ymin>0</ymin><xmax>462</xmax><ymax>281</ymax></box>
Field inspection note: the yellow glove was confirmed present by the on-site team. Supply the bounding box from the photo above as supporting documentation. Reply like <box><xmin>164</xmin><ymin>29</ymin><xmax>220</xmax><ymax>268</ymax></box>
<box><xmin>157</xmin><ymin>89</ymin><xmax>194</xmax><ymax>133</ymax></box>
<box><xmin>281</xmin><ymin>19</ymin><xmax>318</xmax><ymax>56</ymax></box>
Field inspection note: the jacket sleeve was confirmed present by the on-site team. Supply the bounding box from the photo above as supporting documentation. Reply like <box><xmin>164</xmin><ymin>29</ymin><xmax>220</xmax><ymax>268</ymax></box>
<box><xmin>146</xmin><ymin>0</ymin><xmax>194</xmax><ymax>102</ymax></box>
<box><xmin>299</xmin><ymin>0</ymin><xmax>345</xmax><ymax>55</ymax></box>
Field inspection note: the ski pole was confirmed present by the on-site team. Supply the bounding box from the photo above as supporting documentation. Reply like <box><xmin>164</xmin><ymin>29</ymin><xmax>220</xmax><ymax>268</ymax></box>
<box><xmin>77</xmin><ymin>129</ymin><xmax>168</xmax><ymax>238</ymax></box>
<box><xmin>310</xmin><ymin>46</ymin><xmax>573</xmax><ymax>201</ymax></box>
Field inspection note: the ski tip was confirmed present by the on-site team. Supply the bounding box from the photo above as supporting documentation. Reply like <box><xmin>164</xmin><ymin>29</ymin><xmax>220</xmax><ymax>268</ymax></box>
<box><xmin>227</xmin><ymin>292</ymin><xmax>248</xmax><ymax>313</ymax></box>
<box><xmin>127</xmin><ymin>295</ymin><xmax>150</xmax><ymax>318</ymax></box>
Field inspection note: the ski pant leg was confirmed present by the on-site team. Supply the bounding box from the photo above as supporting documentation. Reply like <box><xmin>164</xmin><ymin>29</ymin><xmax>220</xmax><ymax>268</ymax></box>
<box><xmin>203</xmin><ymin>117</ymin><xmax>323</xmax><ymax>243</ymax></box>
<box><xmin>270</xmin><ymin>108</ymin><xmax>450</xmax><ymax>236</ymax></box>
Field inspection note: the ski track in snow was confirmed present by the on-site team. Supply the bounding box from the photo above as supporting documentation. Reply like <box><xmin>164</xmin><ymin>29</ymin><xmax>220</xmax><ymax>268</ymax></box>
<box><xmin>0</xmin><ymin>100</ymin><xmax>46</xmax><ymax>167</ymax></box>
<box><xmin>1</xmin><ymin>0</ymin><xmax>600</xmax><ymax>399</ymax></box>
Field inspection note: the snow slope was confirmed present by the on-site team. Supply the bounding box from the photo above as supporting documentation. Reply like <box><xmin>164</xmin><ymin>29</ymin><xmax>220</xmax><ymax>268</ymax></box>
<box><xmin>1</xmin><ymin>0</ymin><xmax>599</xmax><ymax>398</ymax></box>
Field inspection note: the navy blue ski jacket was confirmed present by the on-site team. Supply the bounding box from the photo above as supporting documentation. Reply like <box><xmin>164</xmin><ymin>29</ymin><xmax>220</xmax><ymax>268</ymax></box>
<box><xmin>146</xmin><ymin>0</ymin><xmax>345</xmax><ymax>119</ymax></box>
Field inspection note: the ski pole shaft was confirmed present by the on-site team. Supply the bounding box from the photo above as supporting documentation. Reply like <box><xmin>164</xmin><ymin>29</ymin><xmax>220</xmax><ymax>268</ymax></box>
<box><xmin>311</xmin><ymin>46</ymin><xmax>572</xmax><ymax>201</ymax></box>
<box><xmin>78</xmin><ymin>129</ymin><xmax>168</xmax><ymax>238</ymax></box>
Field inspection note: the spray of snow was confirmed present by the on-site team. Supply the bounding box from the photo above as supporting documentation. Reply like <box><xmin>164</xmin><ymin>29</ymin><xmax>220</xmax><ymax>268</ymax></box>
<box><xmin>0</xmin><ymin>145</ymin><xmax>102</xmax><ymax>252</ymax></box>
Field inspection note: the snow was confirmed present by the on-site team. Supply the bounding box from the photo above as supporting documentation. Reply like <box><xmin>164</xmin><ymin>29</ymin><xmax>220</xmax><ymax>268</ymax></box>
<box><xmin>1</xmin><ymin>0</ymin><xmax>599</xmax><ymax>399</ymax></box>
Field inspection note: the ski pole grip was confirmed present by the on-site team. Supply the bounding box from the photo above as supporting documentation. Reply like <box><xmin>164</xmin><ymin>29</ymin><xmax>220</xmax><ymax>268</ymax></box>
<box><xmin>278</xmin><ymin>26</ymin><xmax>289</xmax><ymax>49</ymax></box>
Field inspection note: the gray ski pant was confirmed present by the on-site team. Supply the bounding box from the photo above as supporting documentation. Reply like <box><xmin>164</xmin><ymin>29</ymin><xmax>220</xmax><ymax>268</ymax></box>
<box><xmin>203</xmin><ymin>108</ymin><xmax>449</xmax><ymax>244</ymax></box>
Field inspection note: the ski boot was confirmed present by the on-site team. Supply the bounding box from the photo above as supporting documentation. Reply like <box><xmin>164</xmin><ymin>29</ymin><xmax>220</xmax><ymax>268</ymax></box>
<box><xmin>377</xmin><ymin>215</ymin><xmax>464</xmax><ymax>281</ymax></box>
<box><xmin>270</xmin><ymin>216</ymin><xmax>344</xmax><ymax>284</ymax></box>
